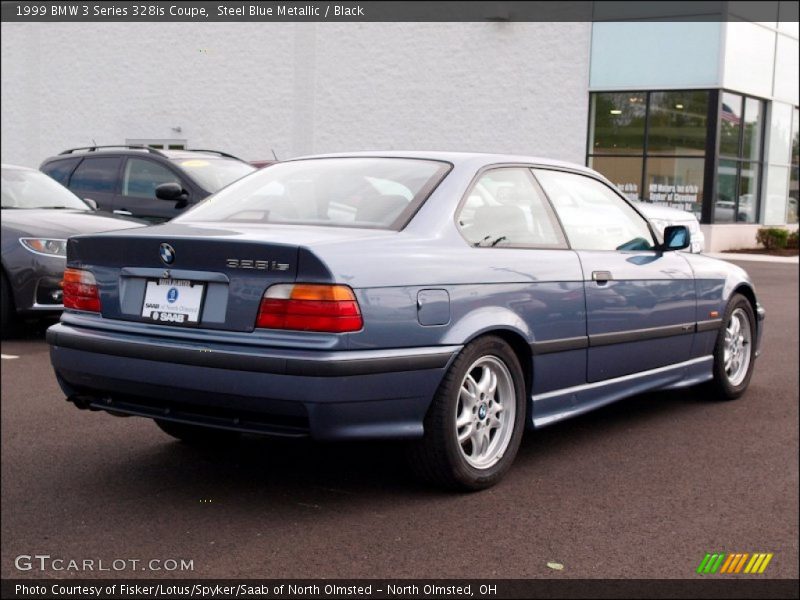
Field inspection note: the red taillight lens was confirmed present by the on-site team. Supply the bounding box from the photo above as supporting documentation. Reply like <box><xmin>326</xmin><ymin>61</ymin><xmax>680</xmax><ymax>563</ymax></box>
<box><xmin>256</xmin><ymin>284</ymin><xmax>362</xmax><ymax>333</ymax></box>
<box><xmin>62</xmin><ymin>268</ymin><xmax>101</xmax><ymax>312</ymax></box>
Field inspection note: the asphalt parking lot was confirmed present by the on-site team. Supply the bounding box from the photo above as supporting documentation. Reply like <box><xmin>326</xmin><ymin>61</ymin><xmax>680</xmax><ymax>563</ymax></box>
<box><xmin>1</xmin><ymin>260</ymin><xmax>797</xmax><ymax>580</ymax></box>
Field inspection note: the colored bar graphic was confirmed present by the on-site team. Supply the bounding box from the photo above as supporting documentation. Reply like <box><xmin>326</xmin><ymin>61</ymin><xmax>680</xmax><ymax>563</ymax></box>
<box><xmin>700</xmin><ymin>552</ymin><xmax>774</xmax><ymax>574</ymax></box>
<box><xmin>758</xmin><ymin>553</ymin><xmax>773</xmax><ymax>573</ymax></box>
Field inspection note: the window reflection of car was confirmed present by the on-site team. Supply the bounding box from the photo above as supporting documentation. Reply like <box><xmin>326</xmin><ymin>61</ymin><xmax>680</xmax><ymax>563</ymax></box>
<box><xmin>633</xmin><ymin>200</ymin><xmax>705</xmax><ymax>253</ymax></box>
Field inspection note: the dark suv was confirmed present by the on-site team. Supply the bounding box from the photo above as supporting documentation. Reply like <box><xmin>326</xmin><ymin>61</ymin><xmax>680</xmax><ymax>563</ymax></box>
<box><xmin>41</xmin><ymin>146</ymin><xmax>256</xmax><ymax>222</ymax></box>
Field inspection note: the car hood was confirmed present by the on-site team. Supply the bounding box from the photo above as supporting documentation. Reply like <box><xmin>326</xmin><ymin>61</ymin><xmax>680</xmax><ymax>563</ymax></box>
<box><xmin>635</xmin><ymin>203</ymin><xmax>695</xmax><ymax>222</ymax></box>
<box><xmin>1</xmin><ymin>209</ymin><xmax>145</xmax><ymax>238</ymax></box>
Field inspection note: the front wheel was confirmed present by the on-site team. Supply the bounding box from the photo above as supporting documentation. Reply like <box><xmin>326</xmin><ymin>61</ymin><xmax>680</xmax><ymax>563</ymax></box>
<box><xmin>407</xmin><ymin>336</ymin><xmax>526</xmax><ymax>491</ymax></box>
<box><xmin>708</xmin><ymin>293</ymin><xmax>757</xmax><ymax>400</ymax></box>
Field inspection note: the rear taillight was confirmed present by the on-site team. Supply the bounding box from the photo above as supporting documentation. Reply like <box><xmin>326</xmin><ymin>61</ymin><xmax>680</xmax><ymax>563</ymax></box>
<box><xmin>256</xmin><ymin>284</ymin><xmax>362</xmax><ymax>333</ymax></box>
<box><xmin>62</xmin><ymin>268</ymin><xmax>101</xmax><ymax>312</ymax></box>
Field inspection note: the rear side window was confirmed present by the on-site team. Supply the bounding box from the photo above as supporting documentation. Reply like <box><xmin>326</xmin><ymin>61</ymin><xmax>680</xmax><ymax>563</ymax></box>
<box><xmin>41</xmin><ymin>158</ymin><xmax>80</xmax><ymax>185</ymax></box>
<box><xmin>123</xmin><ymin>158</ymin><xmax>180</xmax><ymax>198</ymax></box>
<box><xmin>177</xmin><ymin>157</ymin><xmax>451</xmax><ymax>230</ymax></box>
<box><xmin>70</xmin><ymin>157</ymin><xmax>122</xmax><ymax>194</ymax></box>
<box><xmin>534</xmin><ymin>169</ymin><xmax>655</xmax><ymax>251</ymax></box>
<box><xmin>457</xmin><ymin>168</ymin><xmax>566</xmax><ymax>248</ymax></box>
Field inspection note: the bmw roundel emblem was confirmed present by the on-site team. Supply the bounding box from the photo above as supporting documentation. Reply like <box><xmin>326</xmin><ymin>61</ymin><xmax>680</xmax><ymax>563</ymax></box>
<box><xmin>159</xmin><ymin>243</ymin><xmax>175</xmax><ymax>265</ymax></box>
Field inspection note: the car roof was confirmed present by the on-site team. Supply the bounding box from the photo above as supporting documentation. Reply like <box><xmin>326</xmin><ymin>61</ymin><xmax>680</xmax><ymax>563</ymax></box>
<box><xmin>286</xmin><ymin>150</ymin><xmax>598</xmax><ymax>174</ymax></box>
<box><xmin>43</xmin><ymin>148</ymin><xmax>245</xmax><ymax>162</ymax></box>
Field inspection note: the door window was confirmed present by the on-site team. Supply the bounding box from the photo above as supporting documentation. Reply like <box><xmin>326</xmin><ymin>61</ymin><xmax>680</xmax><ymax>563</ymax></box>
<box><xmin>41</xmin><ymin>158</ymin><xmax>80</xmax><ymax>186</ymax></box>
<box><xmin>69</xmin><ymin>157</ymin><xmax>121</xmax><ymax>194</ymax></box>
<box><xmin>534</xmin><ymin>169</ymin><xmax>655</xmax><ymax>251</ymax></box>
<box><xmin>457</xmin><ymin>168</ymin><xmax>566</xmax><ymax>248</ymax></box>
<box><xmin>123</xmin><ymin>158</ymin><xmax>180</xmax><ymax>198</ymax></box>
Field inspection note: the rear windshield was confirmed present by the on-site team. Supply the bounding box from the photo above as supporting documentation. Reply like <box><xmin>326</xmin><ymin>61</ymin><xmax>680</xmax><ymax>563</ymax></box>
<box><xmin>171</xmin><ymin>157</ymin><xmax>255</xmax><ymax>192</ymax></box>
<box><xmin>176</xmin><ymin>157</ymin><xmax>451</xmax><ymax>230</ymax></box>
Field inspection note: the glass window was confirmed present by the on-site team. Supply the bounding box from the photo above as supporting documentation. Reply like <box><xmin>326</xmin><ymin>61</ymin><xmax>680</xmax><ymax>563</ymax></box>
<box><xmin>534</xmin><ymin>169</ymin><xmax>654</xmax><ymax>252</ymax></box>
<box><xmin>457</xmin><ymin>168</ymin><xmax>566</xmax><ymax>248</ymax></box>
<box><xmin>69</xmin><ymin>157</ymin><xmax>121</xmax><ymax>194</ymax></box>
<box><xmin>647</xmin><ymin>91</ymin><xmax>709</xmax><ymax>156</ymax></box>
<box><xmin>789</xmin><ymin>108</ymin><xmax>799</xmax><ymax>225</ymax></box>
<box><xmin>2</xmin><ymin>167</ymin><xmax>90</xmax><ymax>210</ymax></box>
<box><xmin>645</xmin><ymin>157</ymin><xmax>705</xmax><ymax>217</ymax></box>
<box><xmin>742</xmin><ymin>98</ymin><xmax>764</xmax><ymax>162</ymax></box>
<box><xmin>715</xmin><ymin>159</ymin><xmax>738</xmax><ymax>223</ymax></box>
<box><xmin>41</xmin><ymin>158</ymin><xmax>80</xmax><ymax>186</ymax></box>
<box><xmin>589</xmin><ymin>92</ymin><xmax>647</xmax><ymax>154</ymax></box>
<box><xmin>123</xmin><ymin>158</ymin><xmax>180</xmax><ymax>198</ymax></box>
<box><xmin>178</xmin><ymin>158</ymin><xmax>451</xmax><ymax>231</ymax></box>
<box><xmin>588</xmin><ymin>156</ymin><xmax>643</xmax><ymax>201</ymax></box>
<box><xmin>171</xmin><ymin>158</ymin><xmax>255</xmax><ymax>193</ymax></box>
<box><xmin>719</xmin><ymin>93</ymin><xmax>743</xmax><ymax>157</ymax></box>
<box><xmin>737</xmin><ymin>162</ymin><xmax>759</xmax><ymax>223</ymax></box>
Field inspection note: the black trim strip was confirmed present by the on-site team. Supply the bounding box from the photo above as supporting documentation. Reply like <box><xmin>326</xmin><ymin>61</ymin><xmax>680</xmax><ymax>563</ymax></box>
<box><xmin>47</xmin><ymin>326</ymin><xmax>454</xmax><ymax>377</ymax></box>
<box><xmin>696</xmin><ymin>319</ymin><xmax>723</xmax><ymax>332</ymax></box>
<box><xmin>531</xmin><ymin>336</ymin><xmax>588</xmax><ymax>355</ymax></box>
<box><xmin>533</xmin><ymin>321</ymin><xmax>708</xmax><ymax>355</ymax></box>
<box><xmin>589</xmin><ymin>322</ymin><xmax>695</xmax><ymax>347</ymax></box>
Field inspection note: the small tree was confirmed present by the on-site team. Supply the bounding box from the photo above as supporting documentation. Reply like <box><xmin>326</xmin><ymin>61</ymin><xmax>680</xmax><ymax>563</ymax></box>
<box><xmin>756</xmin><ymin>227</ymin><xmax>789</xmax><ymax>250</ymax></box>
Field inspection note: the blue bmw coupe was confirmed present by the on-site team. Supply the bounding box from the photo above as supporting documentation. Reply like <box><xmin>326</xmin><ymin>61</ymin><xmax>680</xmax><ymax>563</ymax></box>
<box><xmin>47</xmin><ymin>152</ymin><xmax>764</xmax><ymax>490</ymax></box>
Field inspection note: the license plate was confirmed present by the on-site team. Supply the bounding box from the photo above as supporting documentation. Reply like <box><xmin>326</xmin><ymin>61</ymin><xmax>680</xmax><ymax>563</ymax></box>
<box><xmin>141</xmin><ymin>279</ymin><xmax>205</xmax><ymax>326</ymax></box>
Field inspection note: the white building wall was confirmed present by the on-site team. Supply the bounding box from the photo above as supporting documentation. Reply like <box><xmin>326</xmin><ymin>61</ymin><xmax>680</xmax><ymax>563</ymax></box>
<box><xmin>0</xmin><ymin>22</ymin><xmax>591</xmax><ymax>168</ymax></box>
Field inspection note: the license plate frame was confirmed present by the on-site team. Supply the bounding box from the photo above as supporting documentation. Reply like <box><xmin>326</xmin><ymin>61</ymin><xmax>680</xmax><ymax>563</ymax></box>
<box><xmin>141</xmin><ymin>278</ymin><xmax>206</xmax><ymax>327</ymax></box>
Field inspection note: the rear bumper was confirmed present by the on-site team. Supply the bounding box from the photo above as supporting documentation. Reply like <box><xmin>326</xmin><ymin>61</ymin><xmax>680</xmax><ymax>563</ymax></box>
<box><xmin>47</xmin><ymin>322</ymin><xmax>459</xmax><ymax>441</ymax></box>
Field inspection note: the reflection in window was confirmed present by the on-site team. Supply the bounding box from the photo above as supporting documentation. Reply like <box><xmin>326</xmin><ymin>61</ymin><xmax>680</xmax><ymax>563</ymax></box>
<box><xmin>647</xmin><ymin>91</ymin><xmax>709</xmax><ymax>156</ymax></box>
<box><xmin>587</xmin><ymin>157</ymin><xmax>643</xmax><ymax>201</ymax></box>
<box><xmin>534</xmin><ymin>169</ymin><xmax>654</xmax><ymax>252</ymax></box>
<box><xmin>645</xmin><ymin>157</ymin><xmax>705</xmax><ymax>218</ymax></box>
<box><xmin>742</xmin><ymin>98</ymin><xmax>763</xmax><ymax>162</ymax></box>
<box><xmin>737</xmin><ymin>162</ymin><xmax>759</xmax><ymax>224</ymax></box>
<box><xmin>789</xmin><ymin>108</ymin><xmax>799</xmax><ymax>224</ymax></box>
<box><xmin>715</xmin><ymin>159</ymin><xmax>737</xmax><ymax>223</ymax></box>
<box><xmin>123</xmin><ymin>158</ymin><xmax>179</xmax><ymax>198</ymax></box>
<box><xmin>458</xmin><ymin>169</ymin><xmax>565</xmax><ymax>248</ymax></box>
<box><xmin>589</xmin><ymin>93</ymin><xmax>646</xmax><ymax>154</ymax></box>
<box><xmin>719</xmin><ymin>93</ymin><xmax>742</xmax><ymax>157</ymax></box>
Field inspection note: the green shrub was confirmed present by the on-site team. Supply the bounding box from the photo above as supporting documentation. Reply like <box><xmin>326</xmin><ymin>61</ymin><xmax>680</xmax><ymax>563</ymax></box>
<box><xmin>787</xmin><ymin>230</ymin><xmax>799</xmax><ymax>249</ymax></box>
<box><xmin>756</xmin><ymin>227</ymin><xmax>789</xmax><ymax>250</ymax></box>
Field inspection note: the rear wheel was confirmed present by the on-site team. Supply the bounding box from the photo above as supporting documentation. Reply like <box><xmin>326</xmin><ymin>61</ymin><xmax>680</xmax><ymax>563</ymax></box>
<box><xmin>154</xmin><ymin>419</ymin><xmax>240</xmax><ymax>446</ymax></box>
<box><xmin>407</xmin><ymin>336</ymin><xmax>526</xmax><ymax>491</ymax></box>
<box><xmin>708</xmin><ymin>293</ymin><xmax>756</xmax><ymax>400</ymax></box>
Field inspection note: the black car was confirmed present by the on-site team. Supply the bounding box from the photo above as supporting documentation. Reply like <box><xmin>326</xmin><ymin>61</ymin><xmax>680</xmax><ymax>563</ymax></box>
<box><xmin>1</xmin><ymin>164</ymin><xmax>143</xmax><ymax>330</ymax></box>
<box><xmin>40</xmin><ymin>146</ymin><xmax>256</xmax><ymax>222</ymax></box>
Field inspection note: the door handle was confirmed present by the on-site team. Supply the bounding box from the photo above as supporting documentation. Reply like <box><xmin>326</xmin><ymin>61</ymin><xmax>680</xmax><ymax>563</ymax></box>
<box><xmin>113</xmin><ymin>209</ymin><xmax>133</xmax><ymax>216</ymax></box>
<box><xmin>592</xmin><ymin>271</ymin><xmax>613</xmax><ymax>283</ymax></box>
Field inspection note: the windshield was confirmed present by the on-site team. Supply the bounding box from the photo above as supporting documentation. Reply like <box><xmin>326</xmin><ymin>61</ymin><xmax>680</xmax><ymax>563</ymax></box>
<box><xmin>1</xmin><ymin>168</ymin><xmax>90</xmax><ymax>210</ymax></box>
<box><xmin>176</xmin><ymin>157</ymin><xmax>451</xmax><ymax>230</ymax></box>
<box><xmin>171</xmin><ymin>157</ymin><xmax>256</xmax><ymax>192</ymax></box>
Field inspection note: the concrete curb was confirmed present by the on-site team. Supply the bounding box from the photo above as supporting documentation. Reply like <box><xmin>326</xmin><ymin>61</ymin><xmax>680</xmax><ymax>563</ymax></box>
<box><xmin>705</xmin><ymin>252</ymin><xmax>799</xmax><ymax>264</ymax></box>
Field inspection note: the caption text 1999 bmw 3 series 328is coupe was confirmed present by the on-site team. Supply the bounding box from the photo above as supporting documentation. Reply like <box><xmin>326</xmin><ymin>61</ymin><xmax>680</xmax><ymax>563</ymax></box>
<box><xmin>47</xmin><ymin>152</ymin><xmax>765</xmax><ymax>490</ymax></box>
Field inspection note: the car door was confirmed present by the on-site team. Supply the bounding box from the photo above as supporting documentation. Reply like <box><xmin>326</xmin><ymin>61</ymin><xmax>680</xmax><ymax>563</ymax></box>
<box><xmin>533</xmin><ymin>168</ymin><xmax>696</xmax><ymax>383</ymax></box>
<box><xmin>117</xmin><ymin>157</ymin><xmax>190</xmax><ymax>222</ymax></box>
<box><xmin>67</xmin><ymin>156</ymin><xmax>123</xmax><ymax>212</ymax></box>
<box><xmin>456</xmin><ymin>167</ymin><xmax>587</xmax><ymax>396</ymax></box>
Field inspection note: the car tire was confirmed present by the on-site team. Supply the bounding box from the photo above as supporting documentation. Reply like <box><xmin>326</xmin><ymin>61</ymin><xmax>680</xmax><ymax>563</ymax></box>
<box><xmin>1</xmin><ymin>270</ymin><xmax>15</xmax><ymax>335</ymax></box>
<box><xmin>708</xmin><ymin>293</ymin><xmax>757</xmax><ymax>400</ymax></box>
<box><xmin>154</xmin><ymin>419</ymin><xmax>240</xmax><ymax>446</ymax></box>
<box><xmin>407</xmin><ymin>335</ymin><xmax>526</xmax><ymax>491</ymax></box>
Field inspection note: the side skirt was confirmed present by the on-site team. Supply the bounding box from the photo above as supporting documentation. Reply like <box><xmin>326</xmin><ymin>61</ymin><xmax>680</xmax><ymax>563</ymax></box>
<box><xmin>529</xmin><ymin>356</ymin><xmax>714</xmax><ymax>429</ymax></box>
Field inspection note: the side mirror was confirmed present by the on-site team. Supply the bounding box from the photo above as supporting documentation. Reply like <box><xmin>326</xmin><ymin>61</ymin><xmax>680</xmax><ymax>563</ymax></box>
<box><xmin>661</xmin><ymin>225</ymin><xmax>690</xmax><ymax>251</ymax></box>
<box><xmin>83</xmin><ymin>198</ymin><xmax>98</xmax><ymax>210</ymax></box>
<box><xmin>155</xmin><ymin>182</ymin><xmax>185</xmax><ymax>201</ymax></box>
